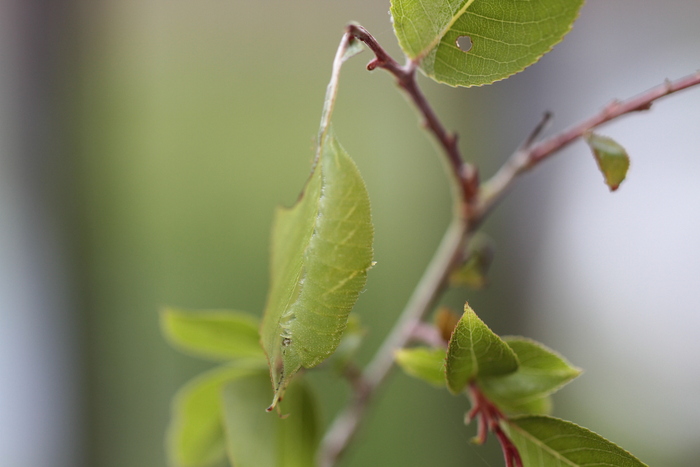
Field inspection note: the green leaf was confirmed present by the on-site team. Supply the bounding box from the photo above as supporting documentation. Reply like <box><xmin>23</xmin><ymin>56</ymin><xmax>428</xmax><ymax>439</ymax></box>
<box><xmin>585</xmin><ymin>132</ymin><xmax>631</xmax><ymax>191</ymax></box>
<box><xmin>502</xmin><ymin>394</ymin><xmax>553</xmax><ymax>416</ymax></box>
<box><xmin>166</xmin><ymin>364</ymin><xmax>266</xmax><ymax>467</ymax></box>
<box><xmin>445</xmin><ymin>302</ymin><xmax>518</xmax><ymax>394</ymax></box>
<box><xmin>395</xmin><ymin>347</ymin><xmax>447</xmax><ymax>387</ymax></box>
<box><xmin>161</xmin><ymin>308</ymin><xmax>265</xmax><ymax>362</ymax></box>
<box><xmin>222</xmin><ymin>373</ymin><xmax>320</xmax><ymax>467</ymax></box>
<box><xmin>449</xmin><ymin>235</ymin><xmax>495</xmax><ymax>289</ymax></box>
<box><xmin>260</xmin><ymin>131</ymin><xmax>374</xmax><ymax>411</ymax></box>
<box><xmin>506</xmin><ymin>415</ymin><xmax>648</xmax><ymax>467</ymax></box>
<box><xmin>390</xmin><ymin>0</ymin><xmax>585</xmax><ymax>87</ymax></box>
<box><xmin>478</xmin><ymin>337</ymin><xmax>581</xmax><ymax>415</ymax></box>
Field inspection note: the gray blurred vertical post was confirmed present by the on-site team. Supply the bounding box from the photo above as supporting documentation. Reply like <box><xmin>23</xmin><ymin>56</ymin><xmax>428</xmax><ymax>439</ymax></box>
<box><xmin>0</xmin><ymin>1</ymin><xmax>84</xmax><ymax>467</ymax></box>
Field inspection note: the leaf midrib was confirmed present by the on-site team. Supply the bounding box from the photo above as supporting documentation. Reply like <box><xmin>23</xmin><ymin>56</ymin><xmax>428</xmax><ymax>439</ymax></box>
<box><xmin>416</xmin><ymin>0</ymin><xmax>477</xmax><ymax>60</ymax></box>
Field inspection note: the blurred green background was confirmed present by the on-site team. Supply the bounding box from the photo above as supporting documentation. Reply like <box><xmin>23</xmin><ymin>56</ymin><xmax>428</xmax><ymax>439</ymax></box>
<box><xmin>1</xmin><ymin>1</ymin><xmax>699</xmax><ymax>467</ymax></box>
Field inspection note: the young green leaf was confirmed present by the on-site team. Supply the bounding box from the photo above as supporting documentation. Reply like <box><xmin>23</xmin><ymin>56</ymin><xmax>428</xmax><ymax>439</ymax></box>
<box><xmin>260</xmin><ymin>132</ymin><xmax>374</xmax><ymax>411</ymax></box>
<box><xmin>395</xmin><ymin>347</ymin><xmax>447</xmax><ymax>387</ymax></box>
<box><xmin>167</xmin><ymin>364</ymin><xmax>266</xmax><ymax>467</ymax></box>
<box><xmin>390</xmin><ymin>0</ymin><xmax>584</xmax><ymax>87</ymax></box>
<box><xmin>161</xmin><ymin>308</ymin><xmax>265</xmax><ymax>362</ymax></box>
<box><xmin>434</xmin><ymin>307</ymin><xmax>461</xmax><ymax>343</ymax></box>
<box><xmin>445</xmin><ymin>303</ymin><xmax>518</xmax><ymax>394</ymax></box>
<box><xmin>505</xmin><ymin>415</ymin><xmax>648</xmax><ymax>467</ymax></box>
<box><xmin>585</xmin><ymin>132</ymin><xmax>631</xmax><ymax>191</ymax></box>
<box><xmin>222</xmin><ymin>373</ymin><xmax>320</xmax><ymax>467</ymax></box>
<box><xmin>449</xmin><ymin>236</ymin><xmax>495</xmax><ymax>289</ymax></box>
<box><xmin>502</xmin><ymin>394</ymin><xmax>553</xmax><ymax>416</ymax></box>
<box><xmin>478</xmin><ymin>337</ymin><xmax>581</xmax><ymax>415</ymax></box>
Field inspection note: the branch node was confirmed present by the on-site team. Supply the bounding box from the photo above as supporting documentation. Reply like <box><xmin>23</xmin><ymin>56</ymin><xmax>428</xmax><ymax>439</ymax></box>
<box><xmin>366</xmin><ymin>58</ymin><xmax>380</xmax><ymax>71</ymax></box>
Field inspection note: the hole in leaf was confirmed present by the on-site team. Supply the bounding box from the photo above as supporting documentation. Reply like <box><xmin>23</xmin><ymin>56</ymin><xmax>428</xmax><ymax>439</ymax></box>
<box><xmin>456</xmin><ymin>36</ymin><xmax>472</xmax><ymax>53</ymax></box>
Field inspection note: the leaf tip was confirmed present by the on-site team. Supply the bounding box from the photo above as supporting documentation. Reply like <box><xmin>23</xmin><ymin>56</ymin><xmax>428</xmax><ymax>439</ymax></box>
<box><xmin>585</xmin><ymin>132</ymin><xmax>630</xmax><ymax>191</ymax></box>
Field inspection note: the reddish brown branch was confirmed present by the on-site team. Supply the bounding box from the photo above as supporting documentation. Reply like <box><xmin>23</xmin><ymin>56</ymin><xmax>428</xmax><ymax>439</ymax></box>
<box><xmin>529</xmin><ymin>72</ymin><xmax>700</xmax><ymax>166</ymax></box>
<box><xmin>480</xmin><ymin>71</ymin><xmax>700</xmax><ymax>216</ymax></box>
<box><xmin>318</xmin><ymin>23</ymin><xmax>700</xmax><ymax>467</ymax></box>
<box><xmin>468</xmin><ymin>384</ymin><xmax>523</xmax><ymax>467</ymax></box>
<box><xmin>347</xmin><ymin>23</ymin><xmax>478</xmax><ymax>211</ymax></box>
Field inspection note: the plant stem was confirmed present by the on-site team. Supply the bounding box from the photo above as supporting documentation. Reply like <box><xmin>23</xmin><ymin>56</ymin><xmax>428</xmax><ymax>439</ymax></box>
<box><xmin>319</xmin><ymin>218</ymin><xmax>468</xmax><ymax>467</ymax></box>
<box><xmin>318</xmin><ymin>25</ymin><xmax>474</xmax><ymax>467</ymax></box>
<box><xmin>479</xmin><ymin>71</ymin><xmax>700</xmax><ymax>216</ymax></box>
<box><xmin>347</xmin><ymin>23</ymin><xmax>479</xmax><ymax>210</ymax></box>
<box><xmin>318</xmin><ymin>25</ymin><xmax>700</xmax><ymax>467</ymax></box>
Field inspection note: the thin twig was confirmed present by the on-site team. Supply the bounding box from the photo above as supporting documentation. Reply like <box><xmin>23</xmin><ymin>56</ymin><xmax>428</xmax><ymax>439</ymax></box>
<box><xmin>479</xmin><ymin>71</ymin><xmax>700</xmax><ymax>216</ymax></box>
<box><xmin>318</xmin><ymin>25</ymin><xmax>474</xmax><ymax>467</ymax></box>
<box><xmin>347</xmin><ymin>23</ymin><xmax>479</xmax><ymax>211</ymax></box>
<box><xmin>318</xmin><ymin>24</ymin><xmax>700</xmax><ymax>467</ymax></box>
<box><xmin>319</xmin><ymin>218</ymin><xmax>468</xmax><ymax>467</ymax></box>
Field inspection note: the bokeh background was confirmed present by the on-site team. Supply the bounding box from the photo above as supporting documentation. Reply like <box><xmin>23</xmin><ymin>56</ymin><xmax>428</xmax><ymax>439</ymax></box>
<box><xmin>1</xmin><ymin>1</ymin><xmax>699</xmax><ymax>466</ymax></box>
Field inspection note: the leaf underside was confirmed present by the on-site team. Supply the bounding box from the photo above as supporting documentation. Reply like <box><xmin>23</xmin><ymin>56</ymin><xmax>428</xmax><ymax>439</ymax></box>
<box><xmin>585</xmin><ymin>132</ymin><xmax>631</xmax><ymax>191</ymax></box>
<box><xmin>506</xmin><ymin>415</ymin><xmax>648</xmax><ymax>467</ymax></box>
<box><xmin>391</xmin><ymin>0</ymin><xmax>585</xmax><ymax>87</ymax></box>
<box><xmin>260</xmin><ymin>132</ymin><xmax>374</xmax><ymax>410</ymax></box>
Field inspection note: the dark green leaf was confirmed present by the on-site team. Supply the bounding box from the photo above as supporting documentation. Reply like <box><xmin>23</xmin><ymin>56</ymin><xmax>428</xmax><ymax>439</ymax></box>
<box><xmin>445</xmin><ymin>303</ymin><xmax>518</xmax><ymax>394</ymax></box>
<box><xmin>260</xmin><ymin>132</ymin><xmax>374</xmax><ymax>411</ymax></box>
<box><xmin>222</xmin><ymin>373</ymin><xmax>320</xmax><ymax>467</ymax></box>
<box><xmin>167</xmin><ymin>364</ymin><xmax>266</xmax><ymax>467</ymax></box>
<box><xmin>161</xmin><ymin>308</ymin><xmax>265</xmax><ymax>362</ymax></box>
<box><xmin>506</xmin><ymin>415</ymin><xmax>648</xmax><ymax>467</ymax></box>
<box><xmin>395</xmin><ymin>347</ymin><xmax>447</xmax><ymax>387</ymax></box>
<box><xmin>478</xmin><ymin>337</ymin><xmax>581</xmax><ymax>415</ymax></box>
<box><xmin>585</xmin><ymin>132</ymin><xmax>631</xmax><ymax>191</ymax></box>
<box><xmin>390</xmin><ymin>0</ymin><xmax>585</xmax><ymax>86</ymax></box>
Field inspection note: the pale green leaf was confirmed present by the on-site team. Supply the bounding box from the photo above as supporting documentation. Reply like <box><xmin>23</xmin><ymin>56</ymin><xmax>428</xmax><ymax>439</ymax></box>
<box><xmin>222</xmin><ymin>373</ymin><xmax>320</xmax><ymax>467</ymax></box>
<box><xmin>260</xmin><ymin>131</ymin><xmax>374</xmax><ymax>410</ymax></box>
<box><xmin>478</xmin><ymin>337</ymin><xmax>581</xmax><ymax>415</ymax></box>
<box><xmin>395</xmin><ymin>347</ymin><xmax>447</xmax><ymax>387</ymax></box>
<box><xmin>445</xmin><ymin>302</ymin><xmax>518</xmax><ymax>394</ymax></box>
<box><xmin>506</xmin><ymin>415</ymin><xmax>648</xmax><ymax>467</ymax></box>
<box><xmin>166</xmin><ymin>364</ymin><xmax>266</xmax><ymax>467</ymax></box>
<box><xmin>161</xmin><ymin>308</ymin><xmax>265</xmax><ymax>361</ymax></box>
<box><xmin>501</xmin><ymin>394</ymin><xmax>553</xmax><ymax>416</ymax></box>
<box><xmin>390</xmin><ymin>0</ymin><xmax>585</xmax><ymax>87</ymax></box>
<box><xmin>585</xmin><ymin>132</ymin><xmax>631</xmax><ymax>191</ymax></box>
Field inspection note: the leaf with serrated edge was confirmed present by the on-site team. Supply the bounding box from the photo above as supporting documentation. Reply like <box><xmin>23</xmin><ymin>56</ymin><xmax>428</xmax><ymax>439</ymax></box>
<box><xmin>478</xmin><ymin>337</ymin><xmax>581</xmax><ymax>415</ymax></box>
<box><xmin>506</xmin><ymin>415</ymin><xmax>648</xmax><ymax>467</ymax></box>
<box><xmin>586</xmin><ymin>132</ymin><xmax>631</xmax><ymax>191</ymax></box>
<box><xmin>395</xmin><ymin>347</ymin><xmax>447</xmax><ymax>387</ymax></box>
<box><xmin>167</xmin><ymin>364</ymin><xmax>266</xmax><ymax>467</ymax></box>
<box><xmin>390</xmin><ymin>0</ymin><xmax>584</xmax><ymax>87</ymax></box>
<box><xmin>260</xmin><ymin>131</ymin><xmax>373</xmax><ymax>411</ymax></box>
<box><xmin>161</xmin><ymin>308</ymin><xmax>265</xmax><ymax>362</ymax></box>
<box><xmin>445</xmin><ymin>302</ymin><xmax>518</xmax><ymax>394</ymax></box>
<box><xmin>222</xmin><ymin>373</ymin><xmax>320</xmax><ymax>467</ymax></box>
